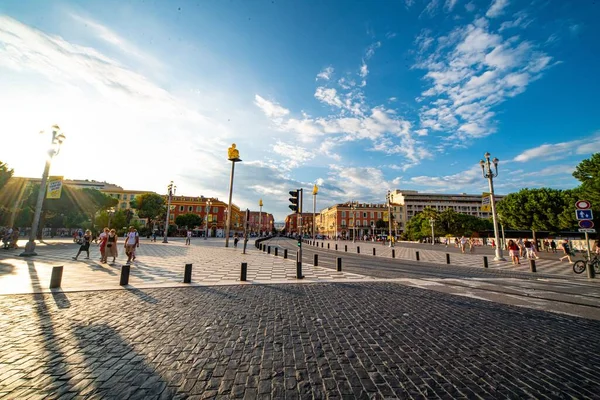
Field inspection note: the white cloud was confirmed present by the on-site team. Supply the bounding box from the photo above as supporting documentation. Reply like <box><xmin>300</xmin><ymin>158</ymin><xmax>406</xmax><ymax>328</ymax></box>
<box><xmin>499</xmin><ymin>11</ymin><xmax>532</xmax><ymax>32</ymax></box>
<box><xmin>254</xmin><ymin>95</ymin><xmax>290</xmax><ymax>119</ymax></box>
<box><xmin>414</xmin><ymin>16</ymin><xmax>555</xmax><ymax>142</ymax></box>
<box><xmin>513</xmin><ymin>134</ymin><xmax>600</xmax><ymax>162</ymax></box>
<box><xmin>409</xmin><ymin>164</ymin><xmax>484</xmax><ymax>190</ymax></box>
<box><xmin>271</xmin><ymin>141</ymin><xmax>316</xmax><ymax>169</ymax></box>
<box><xmin>405</xmin><ymin>0</ymin><xmax>416</xmax><ymax>8</ymax></box>
<box><xmin>486</xmin><ymin>0</ymin><xmax>509</xmax><ymax>18</ymax></box>
<box><xmin>316</xmin><ymin>66</ymin><xmax>334</xmax><ymax>81</ymax></box>
<box><xmin>359</xmin><ymin>62</ymin><xmax>368</xmax><ymax>78</ymax></box>
<box><xmin>465</xmin><ymin>2</ymin><xmax>476</xmax><ymax>12</ymax></box>
<box><xmin>445</xmin><ymin>0</ymin><xmax>459</xmax><ymax>12</ymax></box>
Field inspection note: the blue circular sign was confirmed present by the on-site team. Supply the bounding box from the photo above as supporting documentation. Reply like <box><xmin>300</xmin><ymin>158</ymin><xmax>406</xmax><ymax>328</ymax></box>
<box><xmin>579</xmin><ymin>220</ymin><xmax>594</xmax><ymax>229</ymax></box>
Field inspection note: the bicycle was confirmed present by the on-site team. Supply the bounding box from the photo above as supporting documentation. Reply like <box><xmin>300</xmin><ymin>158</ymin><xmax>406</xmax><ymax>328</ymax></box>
<box><xmin>573</xmin><ymin>253</ymin><xmax>600</xmax><ymax>274</ymax></box>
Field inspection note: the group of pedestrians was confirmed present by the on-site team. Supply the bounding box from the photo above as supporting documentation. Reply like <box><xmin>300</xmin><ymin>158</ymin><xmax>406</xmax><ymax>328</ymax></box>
<box><xmin>506</xmin><ymin>238</ymin><xmax>539</xmax><ymax>265</ymax></box>
<box><xmin>72</xmin><ymin>226</ymin><xmax>139</xmax><ymax>265</ymax></box>
<box><xmin>1</xmin><ymin>226</ymin><xmax>20</xmax><ymax>249</ymax></box>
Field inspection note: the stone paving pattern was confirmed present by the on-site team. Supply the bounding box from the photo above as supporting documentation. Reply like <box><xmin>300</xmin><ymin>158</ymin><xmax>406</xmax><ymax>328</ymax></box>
<box><xmin>0</xmin><ymin>240</ymin><xmax>370</xmax><ymax>294</ymax></box>
<box><xmin>1</xmin><ymin>282</ymin><xmax>600</xmax><ymax>399</ymax></box>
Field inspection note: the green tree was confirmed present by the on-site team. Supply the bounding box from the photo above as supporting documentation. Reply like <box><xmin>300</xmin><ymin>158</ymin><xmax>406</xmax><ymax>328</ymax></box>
<box><xmin>572</xmin><ymin>153</ymin><xmax>600</xmax><ymax>208</ymax></box>
<box><xmin>0</xmin><ymin>161</ymin><xmax>13</xmax><ymax>191</ymax></box>
<box><xmin>131</xmin><ymin>193</ymin><xmax>165</xmax><ymax>219</ymax></box>
<box><xmin>495</xmin><ymin>188</ymin><xmax>572</xmax><ymax>241</ymax></box>
<box><xmin>175</xmin><ymin>213</ymin><xmax>203</xmax><ymax>229</ymax></box>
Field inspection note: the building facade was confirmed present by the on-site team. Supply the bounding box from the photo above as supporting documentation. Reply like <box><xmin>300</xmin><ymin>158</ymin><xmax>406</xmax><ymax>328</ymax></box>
<box><xmin>284</xmin><ymin>213</ymin><xmax>315</xmax><ymax>235</ymax></box>
<box><xmin>247</xmin><ymin>211</ymin><xmax>275</xmax><ymax>235</ymax></box>
<box><xmin>389</xmin><ymin>190</ymin><xmax>504</xmax><ymax>223</ymax></box>
<box><xmin>164</xmin><ymin>195</ymin><xmax>245</xmax><ymax>237</ymax></box>
<box><xmin>316</xmin><ymin>202</ymin><xmax>403</xmax><ymax>239</ymax></box>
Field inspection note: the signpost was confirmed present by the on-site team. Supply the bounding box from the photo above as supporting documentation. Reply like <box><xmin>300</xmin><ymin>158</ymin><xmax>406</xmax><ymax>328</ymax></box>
<box><xmin>576</xmin><ymin>200</ymin><xmax>595</xmax><ymax>278</ymax></box>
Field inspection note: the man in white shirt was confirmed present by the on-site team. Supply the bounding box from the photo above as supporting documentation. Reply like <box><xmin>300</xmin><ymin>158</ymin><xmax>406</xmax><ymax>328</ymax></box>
<box><xmin>185</xmin><ymin>230</ymin><xmax>192</xmax><ymax>245</ymax></box>
<box><xmin>125</xmin><ymin>227</ymin><xmax>139</xmax><ymax>265</ymax></box>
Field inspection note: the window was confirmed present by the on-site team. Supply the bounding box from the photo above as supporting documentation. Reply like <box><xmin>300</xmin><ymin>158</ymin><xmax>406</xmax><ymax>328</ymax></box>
<box><xmin>169</xmin><ymin>214</ymin><xmax>174</xmax><ymax>220</ymax></box>
<box><xmin>213</xmin><ymin>207</ymin><xmax>218</xmax><ymax>213</ymax></box>
<box><xmin>341</xmin><ymin>211</ymin><xmax>346</xmax><ymax>217</ymax></box>
<box><xmin>179</xmin><ymin>206</ymin><xmax>184</xmax><ymax>211</ymax></box>
<box><xmin>188</xmin><ymin>206</ymin><xmax>193</xmax><ymax>212</ymax></box>
<box><xmin>121</xmin><ymin>202</ymin><xmax>127</xmax><ymax>208</ymax></box>
<box><xmin>116</xmin><ymin>194</ymin><xmax>121</xmax><ymax>200</ymax></box>
<box><xmin>378</xmin><ymin>212</ymin><xmax>382</xmax><ymax>218</ymax></box>
<box><xmin>371</xmin><ymin>212</ymin><xmax>374</xmax><ymax>218</ymax></box>
<box><xmin>130</xmin><ymin>194</ymin><xmax>135</xmax><ymax>200</ymax></box>
<box><xmin>197</xmin><ymin>206</ymin><xmax>202</xmax><ymax>211</ymax></box>
<box><xmin>341</xmin><ymin>220</ymin><xmax>347</xmax><ymax>227</ymax></box>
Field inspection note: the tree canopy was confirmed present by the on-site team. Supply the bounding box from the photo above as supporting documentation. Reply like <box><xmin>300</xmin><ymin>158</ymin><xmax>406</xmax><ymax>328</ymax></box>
<box><xmin>572</xmin><ymin>153</ymin><xmax>600</xmax><ymax>209</ymax></box>
<box><xmin>131</xmin><ymin>193</ymin><xmax>165</xmax><ymax>220</ymax></box>
<box><xmin>175</xmin><ymin>213</ymin><xmax>203</xmax><ymax>229</ymax></box>
<box><xmin>403</xmin><ymin>207</ymin><xmax>492</xmax><ymax>241</ymax></box>
<box><xmin>0</xmin><ymin>161</ymin><xmax>13</xmax><ymax>191</ymax></box>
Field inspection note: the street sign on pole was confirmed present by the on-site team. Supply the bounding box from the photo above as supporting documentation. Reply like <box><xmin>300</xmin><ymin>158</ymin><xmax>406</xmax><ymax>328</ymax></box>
<box><xmin>575</xmin><ymin>200</ymin><xmax>591</xmax><ymax>210</ymax></box>
<box><xmin>579</xmin><ymin>220</ymin><xmax>595</xmax><ymax>229</ymax></box>
<box><xmin>578</xmin><ymin>228</ymin><xmax>596</xmax><ymax>233</ymax></box>
<box><xmin>576</xmin><ymin>209</ymin><xmax>594</xmax><ymax>220</ymax></box>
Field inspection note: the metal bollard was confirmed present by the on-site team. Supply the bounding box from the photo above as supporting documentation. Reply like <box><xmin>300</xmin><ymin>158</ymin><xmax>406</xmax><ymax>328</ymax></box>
<box><xmin>120</xmin><ymin>264</ymin><xmax>130</xmax><ymax>286</ymax></box>
<box><xmin>446</xmin><ymin>253</ymin><xmax>450</xmax><ymax>264</ymax></box>
<box><xmin>345</xmin><ymin>245</ymin><xmax>348</xmax><ymax>252</ymax></box>
<box><xmin>240</xmin><ymin>262</ymin><xmax>247</xmax><ymax>281</ymax></box>
<box><xmin>49</xmin><ymin>266</ymin><xmax>63</xmax><ymax>289</ymax></box>
<box><xmin>416</xmin><ymin>251</ymin><xmax>420</xmax><ymax>261</ymax></box>
<box><xmin>392</xmin><ymin>249</ymin><xmax>395</xmax><ymax>259</ymax></box>
<box><xmin>483</xmin><ymin>256</ymin><xmax>488</xmax><ymax>269</ymax></box>
<box><xmin>268</xmin><ymin>246</ymin><xmax>271</xmax><ymax>254</ymax></box>
<box><xmin>336</xmin><ymin>257</ymin><xmax>342</xmax><ymax>272</ymax></box>
<box><xmin>313</xmin><ymin>254</ymin><xmax>318</xmax><ymax>266</ymax></box>
<box><xmin>183</xmin><ymin>263</ymin><xmax>192</xmax><ymax>283</ymax></box>
<box><xmin>275</xmin><ymin>247</ymin><xmax>278</xmax><ymax>257</ymax></box>
<box><xmin>284</xmin><ymin>249</ymin><xmax>288</xmax><ymax>259</ymax></box>
<box><xmin>328</xmin><ymin>243</ymin><xmax>330</xmax><ymax>249</ymax></box>
<box><xmin>588</xmin><ymin>262</ymin><xmax>596</xmax><ymax>279</ymax></box>
<box><xmin>263</xmin><ymin>245</ymin><xmax>266</xmax><ymax>252</ymax></box>
<box><xmin>373</xmin><ymin>248</ymin><xmax>376</xmax><ymax>256</ymax></box>
<box><xmin>335</xmin><ymin>244</ymin><xmax>338</xmax><ymax>250</ymax></box>
<box><xmin>357</xmin><ymin>246</ymin><xmax>360</xmax><ymax>254</ymax></box>
<box><xmin>529</xmin><ymin>259</ymin><xmax>536</xmax><ymax>273</ymax></box>
<box><xmin>321</xmin><ymin>242</ymin><xmax>324</xmax><ymax>248</ymax></box>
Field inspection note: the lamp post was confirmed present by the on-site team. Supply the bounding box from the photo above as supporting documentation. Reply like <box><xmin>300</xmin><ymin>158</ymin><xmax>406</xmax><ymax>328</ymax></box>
<box><xmin>387</xmin><ymin>190</ymin><xmax>394</xmax><ymax>248</ymax></box>
<box><xmin>162</xmin><ymin>181</ymin><xmax>176</xmax><ymax>243</ymax></box>
<box><xmin>479</xmin><ymin>152</ymin><xmax>505</xmax><ymax>261</ymax></box>
<box><xmin>258</xmin><ymin>199</ymin><xmax>263</xmax><ymax>237</ymax></box>
<box><xmin>204</xmin><ymin>199</ymin><xmax>212</xmax><ymax>240</ymax></box>
<box><xmin>108</xmin><ymin>208</ymin><xmax>115</xmax><ymax>229</ymax></box>
<box><xmin>225</xmin><ymin>144</ymin><xmax>242</xmax><ymax>247</ymax></box>
<box><xmin>351</xmin><ymin>201</ymin><xmax>357</xmax><ymax>243</ymax></box>
<box><xmin>429</xmin><ymin>218</ymin><xmax>435</xmax><ymax>245</ymax></box>
<box><xmin>312</xmin><ymin>184</ymin><xmax>318</xmax><ymax>241</ymax></box>
<box><xmin>20</xmin><ymin>125</ymin><xmax>66</xmax><ymax>257</ymax></box>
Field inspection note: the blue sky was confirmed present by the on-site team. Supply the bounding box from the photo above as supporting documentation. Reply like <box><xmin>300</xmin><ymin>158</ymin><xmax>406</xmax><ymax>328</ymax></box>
<box><xmin>1</xmin><ymin>0</ymin><xmax>599</xmax><ymax>221</ymax></box>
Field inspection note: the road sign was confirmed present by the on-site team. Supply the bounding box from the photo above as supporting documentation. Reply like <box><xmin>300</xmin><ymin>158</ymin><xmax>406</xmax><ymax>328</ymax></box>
<box><xmin>579</xmin><ymin>228</ymin><xmax>596</xmax><ymax>233</ymax></box>
<box><xmin>575</xmin><ymin>200</ymin><xmax>591</xmax><ymax>210</ymax></box>
<box><xmin>579</xmin><ymin>220</ymin><xmax>595</xmax><ymax>229</ymax></box>
<box><xmin>576</xmin><ymin>209</ymin><xmax>593</xmax><ymax>220</ymax></box>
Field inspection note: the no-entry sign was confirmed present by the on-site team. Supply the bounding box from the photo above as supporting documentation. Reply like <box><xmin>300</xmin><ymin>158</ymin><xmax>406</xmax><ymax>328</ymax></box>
<box><xmin>575</xmin><ymin>200</ymin><xmax>591</xmax><ymax>210</ymax></box>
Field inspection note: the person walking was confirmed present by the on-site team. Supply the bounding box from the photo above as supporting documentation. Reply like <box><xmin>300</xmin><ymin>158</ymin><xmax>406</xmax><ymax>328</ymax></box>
<box><xmin>233</xmin><ymin>233</ymin><xmax>239</xmax><ymax>248</ymax></box>
<box><xmin>72</xmin><ymin>229</ymin><xmax>92</xmax><ymax>260</ymax></box>
<box><xmin>459</xmin><ymin>236</ymin><xmax>467</xmax><ymax>253</ymax></box>
<box><xmin>185</xmin><ymin>229</ymin><xmax>192</xmax><ymax>245</ymax></box>
<box><xmin>152</xmin><ymin>230</ymin><xmax>157</xmax><ymax>242</ymax></box>
<box><xmin>543</xmin><ymin>240</ymin><xmax>550</xmax><ymax>252</ymax></box>
<box><xmin>124</xmin><ymin>227</ymin><xmax>139</xmax><ymax>265</ymax></box>
<box><xmin>98</xmin><ymin>227</ymin><xmax>109</xmax><ymax>263</ymax></box>
<box><xmin>517</xmin><ymin>238</ymin><xmax>525</xmax><ymax>258</ymax></box>
<box><xmin>468</xmin><ymin>237</ymin><xmax>475</xmax><ymax>254</ymax></box>
<box><xmin>507</xmin><ymin>239</ymin><xmax>521</xmax><ymax>265</ymax></box>
<box><xmin>559</xmin><ymin>239</ymin><xmax>573</xmax><ymax>263</ymax></box>
<box><xmin>550</xmin><ymin>240</ymin><xmax>557</xmax><ymax>253</ymax></box>
<box><xmin>106</xmin><ymin>229</ymin><xmax>118</xmax><ymax>264</ymax></box>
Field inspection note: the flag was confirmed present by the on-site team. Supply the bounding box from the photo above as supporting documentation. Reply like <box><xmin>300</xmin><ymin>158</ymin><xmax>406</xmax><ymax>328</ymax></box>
<box><xmin>46</xmin><ymin>176</ymin><xmax>63</xmax><ymax>199</ymax></box>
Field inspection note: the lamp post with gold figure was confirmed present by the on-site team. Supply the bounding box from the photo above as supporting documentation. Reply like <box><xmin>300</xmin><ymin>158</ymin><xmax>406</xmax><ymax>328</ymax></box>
<box><xmin>258</xmin><ymin>198</ymin><xmax>263</xmax><ymax>237</ymax></box>
<box><xmin>225</xmin><ymin>144</ymin><xmax>241</xmax><ymax>247</ymax></box>
<box><xmin>312</xmin><ymin>184</ymin><xmax>318</xmax><ymax>242</ymax></box>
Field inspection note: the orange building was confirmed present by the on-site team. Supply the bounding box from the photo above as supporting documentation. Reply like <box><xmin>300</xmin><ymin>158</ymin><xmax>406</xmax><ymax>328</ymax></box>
<box><xmin>284</xmin><ymin>213</ymin><xmax>315</xmax><ymax>235</ymax></box>
<box><xmin>247</xmin><ymin>211</ymin><xmax>275</xmax><ymax>235</ymax></box>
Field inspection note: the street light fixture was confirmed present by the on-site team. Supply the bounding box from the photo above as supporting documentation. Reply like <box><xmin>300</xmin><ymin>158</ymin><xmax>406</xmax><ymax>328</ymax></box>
<box><xmin>163</xmin><ymin>181</ymin><xmax>176</xmax><ymax>243</ymax></box>
<box><xmin>108</xmin><ymin>207</ymin><xmax>116</xmax><ymax>229</ymax></box>
<box><xmin>351</xmin><ymin>201</ymin><xmax>357</xmax><ymax>243</ymax></box>
<box><xmin>225</xmin><ymin>144</ymin><xmax>242</xmax><ymax>247</ymax></box>
<box><xmin>204</xmin><ymin>199</ymin><xmax>212</xmax><ymax>240</ymax></box>
<box><xmin>312</xmin><ymin>184</ymin><xmax>318</xmax><ymax>242</ymax></box>
<box><xmin>20</xmin><ymin>125</ymin><xmax>66</xmax><ymax>257</ymax></box>
<box><xmin>429</xmin><ymin>218</ymin><xmax>435</xmax><ymax>246</ymax></box>
<box><xmin>258</xmin><ymin>198</ymin><xmax>263</xmax><ymax>237</ymax></box>
<box><xmin>387</xmin><ymin>190</ymin><xmax>394</xmax><ymax>248</ymax></box>
<box><xmin>480</xmin><ymin>152</ymin><xmax>505</xmax><ymax>261</ymax></box>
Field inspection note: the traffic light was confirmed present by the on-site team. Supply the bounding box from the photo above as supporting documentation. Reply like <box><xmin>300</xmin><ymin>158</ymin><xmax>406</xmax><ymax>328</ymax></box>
<box><xmin>289</xmin><ymin>190</ymin><xmax>300</xmax><ymax>213</ymax></box>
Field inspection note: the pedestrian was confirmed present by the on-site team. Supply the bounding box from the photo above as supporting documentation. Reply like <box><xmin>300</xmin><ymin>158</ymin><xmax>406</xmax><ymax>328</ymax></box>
<box><xmin>550</xmin><ymin>239</ymin><xmax>557</xmax><ymax>253</ymax></box>
<box><xmin>507</xmin><ymin>239</ymin><xmax>521</xmax><ymax>265</ymax></box>
<box><xmin>543</xmin><ymin>240</ymin><xmax>550</xmax><ymax>252</ymax></box>
<box><xmin>468</xmin><ymin>237</ymin><xmax>475</xmax><ymax>253</ymax></box>
<box><xmin>559</xmin><ymin>239</ymin><xmax>573</xmax><ymax>263</ymax></box>
<box><xmin>98</xmin><ymin>227</ymin><xmax>109</xmax><ymax>263</ymax></box>
<box><xmin>525</xmin><ymin>239</ymin><xmax>539</xmax><ymax>259</ymax></box>
<box><xmin>234</xmin><ymin>233</ymin><xmax>239</xmax><ymax>248</ymax></box>
<box><xmin>517</xmin><ymin>238</ymin><xmax>525</xmax><ymax>258</ymax></box>
<box><xmin>124</xmin><ymin>227</ymin><xmax>139</xmax><ymax>265</ymax></box>
<box><xmin>152</xmin><ymin>230</ymin><xmax>157</xmax><ymax>242</ymax></box>
<box><xmin>72</xmin><ymin>229</ymin><xmax>92</xmax><ymax>260</ymax></box>
<box><xmin>459</xmin><ymin>236</ymin><xmax>467</xmax><ymax>253</ymax></box>
<box><xmin>106</xmin><ymin>229</ymin><xmax>118</xmax><ymax>263</ymax></box>
<box><xmin>185</xmin><ymin>229</ymin><xmax>192</xmax><ymax>245</ymax></box>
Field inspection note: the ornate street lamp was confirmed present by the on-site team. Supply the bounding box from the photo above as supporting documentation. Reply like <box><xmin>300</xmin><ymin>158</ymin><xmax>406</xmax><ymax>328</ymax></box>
<box><xmin>258</xmin><ymin>198</ymin><xmax>263</xmax><ymax>237</ymax></box>
<box><xmin>225</xmin><ymin>144</ymin><xmax>241</xmax><ymax>247</ymax></box>
<box><xmin>162</xmin><ymin>181</ymin><xmax>176</xmax><ymax>243</ymax></box>
<box><xmin>387</xmin><ymin>190</ymin><xmax>394</xmax><ymax>248</ymax></box>
<box><xmin>480</xmin><ymin>152</ymin><xmax>505</xmax><ymax>261</ymax></box>
<box><xmin>204</xmin><ymin>199</ymin><xmax>212</xmax><ymax>240</ymax></box>
<box><xmin>312</xmin><ymin>184</ymin><xmax>318</xmax><ymax>241</ymax></box>
<box><xmin>20</xmin><ymin>125</ymin><xmax>66</xmax><ymax>257</ymax></box>
<box><xmin>108</xmin><ymin>207</ymin><xmax>116</xmax><ymax>229</ymax></box>
<box><xmin>429</xmin><ymin>217</ymin><xmax>435</xmax><ymax>246</ymax></box>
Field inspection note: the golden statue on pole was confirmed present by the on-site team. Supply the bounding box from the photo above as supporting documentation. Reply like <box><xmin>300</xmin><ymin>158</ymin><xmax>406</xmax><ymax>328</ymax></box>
<box><xmin>228</xmin><ymin>143</ymin><xmax>241</xmax><ymax>161</ymax></box>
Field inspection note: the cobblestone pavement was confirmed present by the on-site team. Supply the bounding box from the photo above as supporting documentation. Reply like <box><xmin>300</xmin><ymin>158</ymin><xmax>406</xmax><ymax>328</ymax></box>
<box><xmin>296</xmin><ymin>239</ymin><xmax>586</xmax><ymax>277</ymax></box>
<box><xmin>0</xmin><ymin>239</ymin><xmax>371</xmax><ymax>295</ymax></box>
<box><xmin>1</xmin><ymin>283</ymin><xmax>600</xmax><ymax>399</ymax></box>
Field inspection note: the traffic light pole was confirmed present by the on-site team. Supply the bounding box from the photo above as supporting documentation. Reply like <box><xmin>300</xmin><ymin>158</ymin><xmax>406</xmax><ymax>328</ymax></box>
<box><xmin>297</xmin><ymin>188</ymin><xmax>304</xmax><ymax>279</ymax></box>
